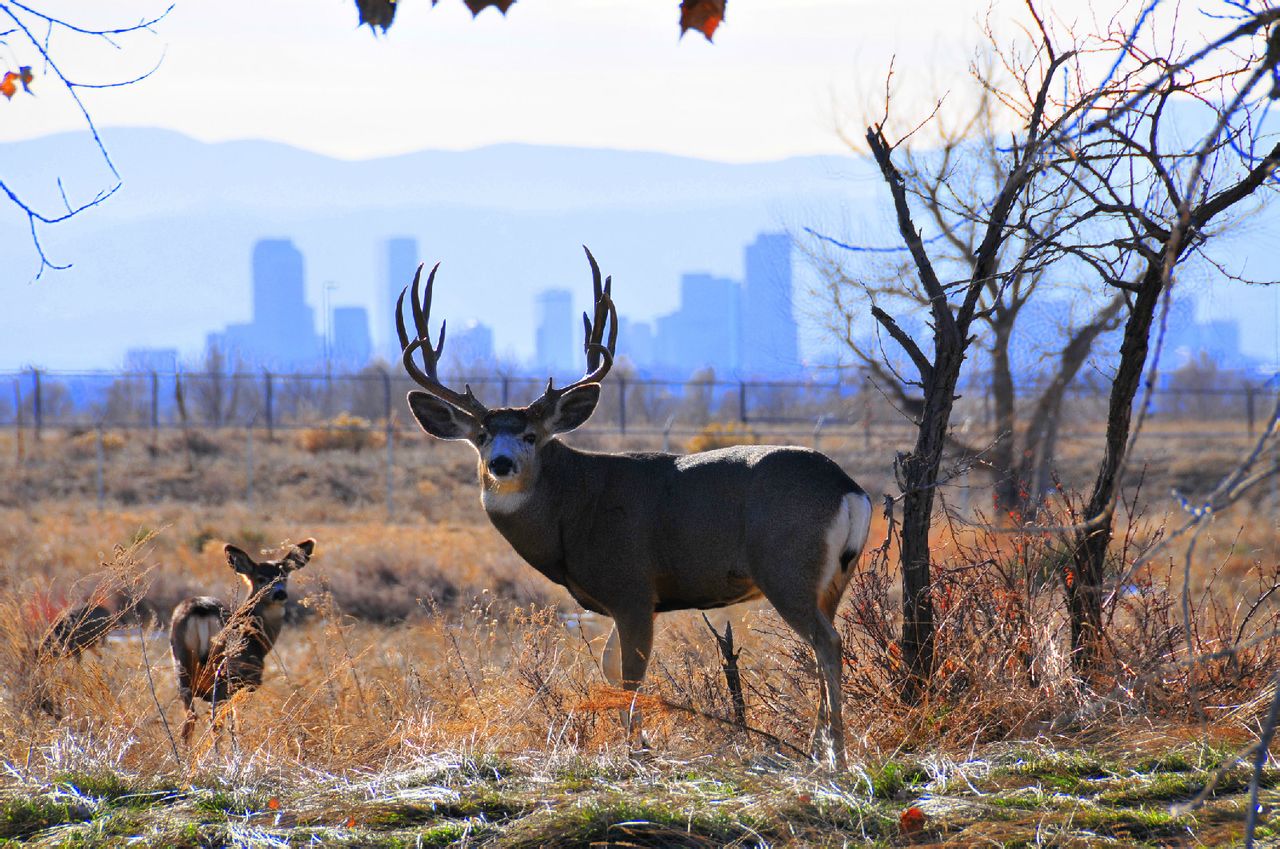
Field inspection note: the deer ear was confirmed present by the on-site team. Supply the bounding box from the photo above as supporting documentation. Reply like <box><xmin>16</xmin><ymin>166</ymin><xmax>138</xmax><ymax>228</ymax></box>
<box><xmin>224</xmin><ymin>544</ymin><xmax>255</xmax><ymax>575</ymax></box>
<box><xmin>285</xmin><ymin>538</ymin><xmax>316</xmax><ymax>571</ymax></box>
<box><xmin>546</xmin><ymin>384</ymin><xmax>601</xmax><ymax>434</ymax></box>
<box><xmin>407</xmin><ymin>391</ymin><xmax>476</xmax><ymax>440</ymax></box>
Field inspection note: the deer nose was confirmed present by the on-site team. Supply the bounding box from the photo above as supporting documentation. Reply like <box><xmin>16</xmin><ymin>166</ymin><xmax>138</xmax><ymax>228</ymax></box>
<box><xmin>488</xmin><ymin>456</ymin><xmax>516</xmax><ymax>477</ymax></box>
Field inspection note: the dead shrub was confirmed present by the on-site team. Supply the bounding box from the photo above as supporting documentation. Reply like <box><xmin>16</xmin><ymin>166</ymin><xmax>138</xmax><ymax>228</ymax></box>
<box><xmin>685</xmin><ymin>421</ymin><xmax>758</xmax><ymax>453</ymax></box>
<box><xmin>298</xmin><ymin>413</ymin><xmax>384</xmax><ymax>454</ymax></box>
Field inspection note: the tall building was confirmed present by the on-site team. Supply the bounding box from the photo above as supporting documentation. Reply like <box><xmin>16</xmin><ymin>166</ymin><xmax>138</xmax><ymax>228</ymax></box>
<box><xmin>618</xmin><ymin>317</ymin><xmax>655</xmax><ymax>370</ymax></box>
<box><xmin>445</xmin><ymin>320</ymin><xmax>495</xmax><ymax>376</ymax></box>
<box><xmin>741</xmin><ymin>233</ymin><xmax>799</xmax><ymax>376</ymax></box>
<box><xmin>535</xmin><ymin>289</ymin><xmax>577</xmax><ymax>375</ymax></box>
<box><xmin>652</xmin><ymin>273</ymin><xmax>740</xmax><ymax>377</ymax></box>
<box><xmin>385</xmin><ymin>237</ymin><xmax>419</xmax><ymax>359</ymax></box>
<box><xmin>207</xmin><ymin>238</ymin><xmax>322</xmax><ymax>369</ymax></box>
<box><xmin>331</xmin><ymin>306</ymin><xmax>373</xmax><ymax>369</ymax></box>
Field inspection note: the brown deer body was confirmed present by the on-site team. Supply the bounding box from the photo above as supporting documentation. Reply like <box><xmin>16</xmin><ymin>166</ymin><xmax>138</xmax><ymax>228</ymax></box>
<box><xmin>397</xmin><ymin>251</ymin><xmax>871</xmax><ymax>769</ymax></box>
<box><xmin>169</xmin><ymin>539</ymin><xmax>315</xmax><ymax>743</ymax></box>
<box><xmin>40</xmin><ymin>593</ymin><xmax>157</xmax><ymax>660</ymax></box>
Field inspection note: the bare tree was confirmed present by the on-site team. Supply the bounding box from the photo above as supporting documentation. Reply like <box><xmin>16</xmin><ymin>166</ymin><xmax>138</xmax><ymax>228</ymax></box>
<box><xmin>0</xmin><ymin>2</ymin><xmax>168</xmax><ymax>279</ymax></box>
<box><xmin>813</xmin><ymin>86</ymin><xmax>1127</xmax><ymax>521</ymax></box>
<box><xmin>1052</xmin><ymin>12</ymin><xmax>1280</xmax><ymax>669</ymax></box>
<box><xmin>817</xmin><ymin>2</ymin><xmax>1280</xmax><ymax>694</ymax></box>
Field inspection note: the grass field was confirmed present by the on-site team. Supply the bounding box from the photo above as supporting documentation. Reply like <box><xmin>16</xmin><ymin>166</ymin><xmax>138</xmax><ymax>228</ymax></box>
<box><xmin>1</xmin><ymin>424</ymin><xmax>1278</xmax><ymax>846</ymax></box>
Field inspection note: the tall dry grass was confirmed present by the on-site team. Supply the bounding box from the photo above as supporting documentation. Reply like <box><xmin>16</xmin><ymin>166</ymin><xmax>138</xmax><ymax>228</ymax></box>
<box><xmin>1</xmin><ymin>488</ymin><xmax>1277</xmax><ymax>796</ymax></box>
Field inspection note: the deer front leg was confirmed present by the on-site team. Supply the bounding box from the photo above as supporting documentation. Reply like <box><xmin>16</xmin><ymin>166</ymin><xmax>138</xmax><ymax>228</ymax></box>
<box><xmin>603</xmin><ymin>611</ymin><xmax>654</xmax><ymax>748</ymax></box>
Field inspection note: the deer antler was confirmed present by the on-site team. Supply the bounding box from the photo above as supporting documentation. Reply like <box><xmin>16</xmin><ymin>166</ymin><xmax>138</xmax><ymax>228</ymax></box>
<box><xmin>529</xmin><ymin>247</ymin><xmax>618</xmax><ymax>413</ymax></box>
<box><xmin>397</xmin><ymin>263</ymin><xmax>490</xmax><ymax>419</ymax></box>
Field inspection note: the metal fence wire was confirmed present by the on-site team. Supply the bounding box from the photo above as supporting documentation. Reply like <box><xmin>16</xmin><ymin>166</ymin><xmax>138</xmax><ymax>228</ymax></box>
<box><xmin>1</xmin><ymin>367</ymin><xmax>1276</xmax><ymax>436</ymax></box>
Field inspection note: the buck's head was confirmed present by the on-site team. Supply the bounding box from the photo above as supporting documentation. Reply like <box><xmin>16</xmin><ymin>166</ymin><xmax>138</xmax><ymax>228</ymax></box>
<box><xmin>398</xmin><ymin>248</ymin><xmax>616</xmax><ymax>502</ymax></box>
<box><xmin>224</xmin><ymin>538</ymin><xmax>316</xmax><ymax>611</ymax></box>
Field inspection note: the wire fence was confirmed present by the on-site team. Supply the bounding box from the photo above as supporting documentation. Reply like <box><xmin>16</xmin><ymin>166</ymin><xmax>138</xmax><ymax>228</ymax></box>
<box><xmin>2</xmin><ymin>367</ymin><xmax>1277</xmax><ymax>437</ymax></box>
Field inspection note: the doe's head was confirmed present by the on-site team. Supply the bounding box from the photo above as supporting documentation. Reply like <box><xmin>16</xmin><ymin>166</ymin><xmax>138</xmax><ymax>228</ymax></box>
<box><xmin>224</xmin><ymin>538</ymin><xmax>316</xmax><ymax>607</ymax></box>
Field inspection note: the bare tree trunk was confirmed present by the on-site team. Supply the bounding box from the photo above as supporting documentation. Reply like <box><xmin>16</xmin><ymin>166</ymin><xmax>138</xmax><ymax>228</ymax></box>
<box><xmin>1069</xmin><ymin>268</ymin><xmax>1162</xmax><ymax>667</ymax></box>
<box><xmin>988</xmin><ymin>317</ymin><xmax>1021</xmax><ymax>520</ymax></box>
<box><xmin>899</xmin><ymin>346</ymin><xmax>964</xmax><ymax>702</ymax></box>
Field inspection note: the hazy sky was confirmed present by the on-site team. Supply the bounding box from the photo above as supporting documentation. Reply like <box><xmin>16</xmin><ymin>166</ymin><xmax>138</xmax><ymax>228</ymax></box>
<box><xmin>0</xmin><ymin>0</ymin><xmax>1103</xmax><ymax>162</ymax></box>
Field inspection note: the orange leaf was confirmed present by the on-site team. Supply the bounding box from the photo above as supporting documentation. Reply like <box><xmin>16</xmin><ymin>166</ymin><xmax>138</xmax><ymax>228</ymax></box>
<box><xmin>899</xmin><ymin>806</ymin><xmax>926</xmax><ymax>834</ymax></box>
<box><xmin>267</xmin><ymin>797</ymin><xmax>281</xmax><ymax>811</ymax></box>
<box><xmin>1</xmin><ymin>72</ymin><xmax>17</xmax><ymax>100</ymax></box>
<box><xmin>679</xmin><ymin>0</ymin><xmax>724</xmax><ymax>42</ymax></box>
<box><xmin>345</xmin><ymin>815</ymin><xmax>357</xmax><ymax>828</ymax></box>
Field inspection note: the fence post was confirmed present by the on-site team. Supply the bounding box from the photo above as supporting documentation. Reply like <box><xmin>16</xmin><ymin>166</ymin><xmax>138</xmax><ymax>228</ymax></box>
<box><xmin>12</xmin><ymin>377</ymin><xmax>24</xmax><ymax>465</ymax></box>
<box><xmin>1246</xmin><ymin>385</ymin><xmax>1257</xmax><ymax>436</ymax></box>
<box><xmin>383</xmin><ymin>369</ymin><xmax>394</xmax><ymax>520</ymax></box>
<box><xmin>813</xmin><ymin>415</ymin><xmax>826</xmax><ymax>451</ymax></box>
<box><xmin>150</xmin><ymin>371</ymin><xmax>160</xmax><ymax>432</ymax></box>
<box><xmin>96</xmin><ymin>425</ymin><xmax>105</xmax><ymax>511</ymax></box>
<box><xmin>502</xmin><ymin>376</ymin><xmax>510</xmax><ymax>407</ymax></box>
<box><xmin>263</xmin><ymin>371</ymin><xmax>275</xmax><ymax>440</ymax></box>
<box><xmin>618</xmin><ymin>377</ymin><xmax>627</xmax><ymax>435</ymax></box>
<box><xmin>738</xmin><ymin>381</ymin><xmax>747</xmax><ymax>424</ymax></box>
<box><xmin>31</xmin><ymin>368</ymin><xmax>42</xmax><ymax>441</ymax></box>
<box><xmin>663</xmin><ymin>415</ymin><xmax>675</xmax><ymax>453</ymax></box>
<box><xmin>862</xmin><ymin>373</ymin><xmax>872</xmax><ymax>451</ymax></box>
<box><xmin>245</xmin><ymin>425</ymin><xmax>255</xmax><ymax>510</ymax></box>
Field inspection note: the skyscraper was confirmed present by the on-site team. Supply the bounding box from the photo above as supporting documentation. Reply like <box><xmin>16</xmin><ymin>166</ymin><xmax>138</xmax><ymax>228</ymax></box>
<box><xmin>385</xmin><ymin>237</ymin><xmax>419</xmax><ymax>359</ymax></box>
<box><xmin>742</xmin><ymin>233</ymin><xmax>799</xmax><ymax>376</ymax></box>
<box><xmin>535</xmin><ymin>289</ymin><xmax>577</xmax><ymax>375</ymax></box>
<box><xmin>332</xmin><ymin>306</ymin><xmax>373</xmax><ymax>368</ymax></box>
<box><xmin>208</xmin><ymin>239</ymin><xmax>322</xmax><ymax>368</ymax></box>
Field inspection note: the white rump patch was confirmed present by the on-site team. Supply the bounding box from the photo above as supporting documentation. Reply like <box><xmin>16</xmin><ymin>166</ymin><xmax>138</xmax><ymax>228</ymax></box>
<box><xmin>821</xmin><ymin>492</ymin><xmax>874</xmax><ymax>588</ymax></box>
<box><xmin>186</xmin><ymin>613</ymin><xmax>222</xmax><ymax>662</ymax></box>
<box><xmin>845</xmin><ymin>492</ymin><xmax>873</xmax><ymax>562</ymax></box>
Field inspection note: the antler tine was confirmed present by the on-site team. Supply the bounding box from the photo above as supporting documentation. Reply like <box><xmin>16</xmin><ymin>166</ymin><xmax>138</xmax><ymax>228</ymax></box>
<box><xmin>397</xmin><ymin>262</ymin><xmax>488</xmax><ymax>418</ymax></box>
<box><xmin>530</xmin><ymin>249</ymin><xmax>617</xmax><ymax>414</ymax></box>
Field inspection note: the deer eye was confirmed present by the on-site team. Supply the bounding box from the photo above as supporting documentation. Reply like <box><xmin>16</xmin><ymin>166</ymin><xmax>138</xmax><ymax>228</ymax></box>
<box><xmin>522</xmin><ymin>433</ymin><xmax>537</xmax><ymax>445</ymax></box>
<box><xmin>476</xmin><ymin>431</ymin><xmax>489</xmax><ymax>445</ymax></box>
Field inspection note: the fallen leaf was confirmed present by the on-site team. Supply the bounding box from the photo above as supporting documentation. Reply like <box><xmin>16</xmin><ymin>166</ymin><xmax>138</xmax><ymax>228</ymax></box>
<box><xmin>267</xmin><ymin>797</ymin><xmax>281</xmax><ymax>811</ymax></box>
<box><xmin>345</xmin><ymin>815</ymin><xmax>357</xmax><ymax>828</ymax></box>
<box><xmin>899</xmin><ymin>805</ymin><xmax>926</xmax><ymax>835</ymax></box>
<box><xmin>1</xmin><ymin>72</ymin><xmax>17</xmax><ymax>100</ymax></box>
<box><xmin>680</xmin><ymin>0</ymin><xmax>725</xmax><ymax>42</ymax></box>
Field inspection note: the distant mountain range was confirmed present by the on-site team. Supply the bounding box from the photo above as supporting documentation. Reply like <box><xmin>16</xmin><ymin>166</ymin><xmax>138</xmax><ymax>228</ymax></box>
<box><xmin>1</xmin><ymin>126</ymin><xmax>1277</xmax><ymax>372</ymax></box>
<box><xmin>0</xmin><ymin>128</ymin><xmax>880</xmax><ymax>370</ymax></box>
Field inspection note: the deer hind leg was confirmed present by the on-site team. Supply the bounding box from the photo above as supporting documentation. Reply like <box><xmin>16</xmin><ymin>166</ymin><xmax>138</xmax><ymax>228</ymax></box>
<box><xmin>603</xmin><ymin>612</ymin><xmax>654</xmax><ymax>748</ymax></box>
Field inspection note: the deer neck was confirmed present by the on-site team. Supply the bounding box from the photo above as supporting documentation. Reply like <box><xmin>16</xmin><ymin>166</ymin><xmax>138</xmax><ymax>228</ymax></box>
<box><xmin>482</xmin><ymin>439</ymin><xmax>591</xmax><ymax>585</ymax></box>
<box><xmin>224</xmin><ymin>600</ymin><xmax>282</xmax><ymax>670</ymax></box>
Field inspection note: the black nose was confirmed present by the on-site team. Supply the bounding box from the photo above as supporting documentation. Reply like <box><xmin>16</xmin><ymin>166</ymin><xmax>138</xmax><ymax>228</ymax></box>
<box><xmin>272</xmin><ymin>589</ymin><xmax>287</xmax><ymax>602</ymax></box>
<box><xmin>488</xmin><ymin>456</ymin><xmax>515</xmax><ymax>477</ymax></box>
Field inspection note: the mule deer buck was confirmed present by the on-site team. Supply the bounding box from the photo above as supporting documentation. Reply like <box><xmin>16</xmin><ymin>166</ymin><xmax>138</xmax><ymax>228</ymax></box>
<box><xmin>397</xmin><ymin>250</ymin><xmax>872</xmax><ymax>769</ymax></box>
<box><xmin>169</xmin><ymin>539</ymin><xmax>315</xmax><ymax>744</ymax></box>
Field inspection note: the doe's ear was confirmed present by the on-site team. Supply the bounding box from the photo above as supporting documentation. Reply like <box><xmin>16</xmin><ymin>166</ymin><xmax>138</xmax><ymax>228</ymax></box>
<box><xmin>407</xmin><ymin>391</ymin><xmax>477</xmax><ymax>441</ymax></box>
<box><xmin>546</xmin><ymin>383</ymin><xmax>601</xmax><ymax>435</ymax></box>
<box><xmin>284</xmin><ymin>538</ymin><xmax>316</xmax><ymax>571</ymax></box>
<box><xmin>224</xmin><ymin>544</ymin><xmax>255</xmax><ymax>576</ymax></box>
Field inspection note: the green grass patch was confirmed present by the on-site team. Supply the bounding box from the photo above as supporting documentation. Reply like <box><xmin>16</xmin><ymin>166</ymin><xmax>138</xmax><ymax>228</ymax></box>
<box><xmin>0</xmin><ymin>795</ymin><xmax>93</xmax><ymax>839</ymax></box>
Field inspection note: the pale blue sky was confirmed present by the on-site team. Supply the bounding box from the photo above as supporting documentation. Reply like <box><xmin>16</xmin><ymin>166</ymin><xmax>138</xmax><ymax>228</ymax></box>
<box><xmin>0</xmin><ymin>0</ymin><xmax>1104</xmax><ymax>161</ymax></box>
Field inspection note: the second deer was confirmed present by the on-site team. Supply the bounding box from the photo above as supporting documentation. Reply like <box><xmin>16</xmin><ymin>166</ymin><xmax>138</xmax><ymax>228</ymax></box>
<box><xmin>169</xmin><ymin>539</ymin><xmax>316</xmax><ymax>744</ymax></box>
